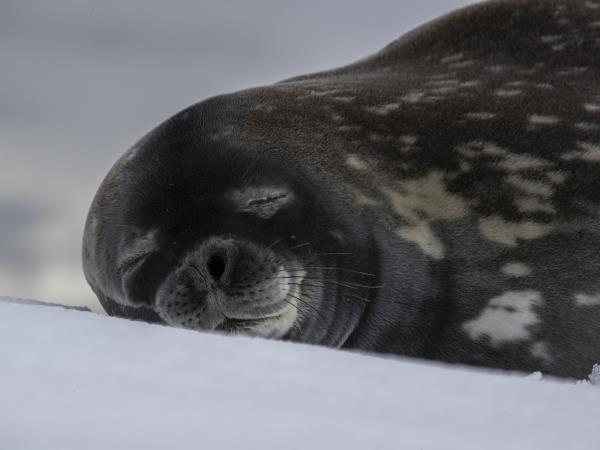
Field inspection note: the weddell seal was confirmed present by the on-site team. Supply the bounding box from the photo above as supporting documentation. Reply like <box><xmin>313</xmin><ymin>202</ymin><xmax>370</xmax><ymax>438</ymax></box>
<box><xmin>83</xmin><ymin>0</ymin><xmax>600</xmax><ymax>378</ymax></box>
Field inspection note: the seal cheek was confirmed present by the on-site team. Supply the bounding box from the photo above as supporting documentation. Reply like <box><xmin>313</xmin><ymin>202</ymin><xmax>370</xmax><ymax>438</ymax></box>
<box><xmin>119</xmin><ymin>252</ymin><xmax>164</xmax><ymax>306</ymax></box>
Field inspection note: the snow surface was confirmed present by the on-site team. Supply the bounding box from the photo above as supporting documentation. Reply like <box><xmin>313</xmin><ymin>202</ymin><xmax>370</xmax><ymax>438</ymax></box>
<box><xmin>1</xmin><ymin>299</ymin><xmax>598</xmax><ymax>450</ymax></box>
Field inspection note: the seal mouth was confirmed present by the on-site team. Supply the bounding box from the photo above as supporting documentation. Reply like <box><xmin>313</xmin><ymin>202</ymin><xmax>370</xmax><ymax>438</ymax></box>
<box><xmin>215</xmin><ymin>303</ymin><xmax>297</xmax><ymax>337</ymax></box>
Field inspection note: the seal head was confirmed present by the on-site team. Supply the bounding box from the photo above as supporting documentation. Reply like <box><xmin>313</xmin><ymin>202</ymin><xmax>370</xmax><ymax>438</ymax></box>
<box><xmin>83</xmin><ymin>109</ymin><xmax>379</xmax><ymax>346</ymax></box>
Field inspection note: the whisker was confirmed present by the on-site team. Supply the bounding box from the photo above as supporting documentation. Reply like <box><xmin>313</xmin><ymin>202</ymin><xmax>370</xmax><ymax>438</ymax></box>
<box><xmin>240</xmin><ymin>152</ymin><xmax>263</xmax><ymax>183</ymax></box>
<box><xmin>285</xmin><ymin>281</ymin><xmax>327</xmax><ymax>290</ymax></box>
<box><xmin>272</xmin><ymin>264</ymin><xmax>376</xmax><ymax>278</ymax></box>
<box><xmin>306</xmin><ymin>252</ymin><xmax>354</xmax><ymax>257</ymax></box>
<box><xmin>286</xmin><ymin>292</ymin><xmax>318</xmax><ymax>315</ymax></box>
<box><xmin>265</xmin><ymin>238</ymin><xmax>282</xmax><ymax>250</ymax></box>
<box><xmin>289</xmin><ymin>282</ymin><xmax>321</xmax><ymax>291</ymax></box>
<box><xmin>266</xmin><ymin>253</ymin><xmax>283</xmax><ymax>266</ymax></box>
<box><xmin>280</xmin><ymin>297</ymin><xmax>302</xmax><ymax>314</ymax></box>
<box><xmin>278</xmin><ymin>276</ymin><xmax>384</xmax><ymax>290</ymax></box>
<box><xmin>301</xmin><ymin>266</ymin><xmax>377</xmax><ymax>277</ymax></box>
<box><xmin>344</xmin><ymin>293</ymin><xmax>372</xmax><ymax>303</ymax></box>
<box><xmin>285</xmin><ymin>281</ymin><xmax>371</xmax><ymax>304</ymax></box>
<box><xmin>286</xmin><ymin>292</ymin><xmax>328</xmax><ymax>326</ymax></box>
<box><xmin>286</xmin><ymin>281</ymin><xmax>364</xmax><ymax>297</ymax></box>
<box><xmin>266</xmin><ymin>272</ymin><xmax>328</xmax><ymax>326</ymax></box>
<box><xmin>289</xmin><ymin>242</ymin><xmax>312</xmax><ymax>250</ymax></box>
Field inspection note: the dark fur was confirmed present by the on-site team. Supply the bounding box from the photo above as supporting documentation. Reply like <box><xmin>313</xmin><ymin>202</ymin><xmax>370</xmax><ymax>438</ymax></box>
<box><xmin>84</xmin><ymin>0</ymin><xmax>600</xmax><ymax>378</ymax></box>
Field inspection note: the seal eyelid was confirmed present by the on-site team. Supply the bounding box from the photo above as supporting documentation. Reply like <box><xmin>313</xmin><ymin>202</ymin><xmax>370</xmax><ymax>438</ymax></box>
<box><xmin>242</xmin><ymin>191</ymin><xmax>294</xmax><ymax>219</ymax></box>
<box><xmin>246</xmin><ymin>193</ymin><xmax>288</xmax><ymax>207</ymax></box>
<box><xmin>118</xmin><ymin>251</ymin><xmax>155</xmax><ymax>275</ymax></box>
<box><xmin>229</xmin><ymin>186</ymin><xmax>295</xmax><ymax>219</ymax></box>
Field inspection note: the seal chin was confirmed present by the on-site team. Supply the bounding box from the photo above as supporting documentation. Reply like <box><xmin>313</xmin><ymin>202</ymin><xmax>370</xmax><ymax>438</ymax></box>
<box><xmin>217</xmin><ymin>302</ymin><xmax>298</xmax><ymax>338</ymax></box>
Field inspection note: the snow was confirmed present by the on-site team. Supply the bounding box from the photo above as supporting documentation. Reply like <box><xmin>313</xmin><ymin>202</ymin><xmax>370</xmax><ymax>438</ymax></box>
<box><xmin>1</xmin><ymin>299</ymin><xmax>598</xmax><ymax>450</ymax></box>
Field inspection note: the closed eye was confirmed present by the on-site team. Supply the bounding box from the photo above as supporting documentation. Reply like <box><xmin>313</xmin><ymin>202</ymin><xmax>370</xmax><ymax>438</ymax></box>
<box><xmin>118</xmin><ymin>251</ymin><xmax>155</xmax><ymax>276</ymax></box>
<box><xmin>230</xmin><ymin>186</ymin><xmax>294</xmax><ymax>219</ymax></box>
<box><xmin>246</xmin><ymin>193</ymin><xmax>288</xmax><ymax>208</ymax></box>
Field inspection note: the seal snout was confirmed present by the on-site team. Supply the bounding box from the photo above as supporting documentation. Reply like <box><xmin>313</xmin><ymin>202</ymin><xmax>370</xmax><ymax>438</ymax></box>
<box><xmin>152</xmin><ymin>234</ymin><xmax>305</xmax><ymax>337</ymax></box>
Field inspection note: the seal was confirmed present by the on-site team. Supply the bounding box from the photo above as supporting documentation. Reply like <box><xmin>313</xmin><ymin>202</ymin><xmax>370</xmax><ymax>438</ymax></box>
<box><xmin>83</xmin><ymin>0</ymin><xmax>600</xmax><ymax>378</ymax></box>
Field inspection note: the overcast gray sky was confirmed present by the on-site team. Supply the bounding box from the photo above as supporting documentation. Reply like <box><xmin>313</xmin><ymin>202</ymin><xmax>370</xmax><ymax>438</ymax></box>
<box><xmin>1</xmin><ymin>0</ymin><xmax>477</xmax><ymax>311</ymax></box>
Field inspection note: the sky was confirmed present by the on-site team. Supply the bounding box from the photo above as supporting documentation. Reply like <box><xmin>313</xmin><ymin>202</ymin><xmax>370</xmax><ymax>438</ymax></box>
<box><xmin>1</xmin><ymin>0</ymin><xmax>477</xmax><ymax>311</ymax></box>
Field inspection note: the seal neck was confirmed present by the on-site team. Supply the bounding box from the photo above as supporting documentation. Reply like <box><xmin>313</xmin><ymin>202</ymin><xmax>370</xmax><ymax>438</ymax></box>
<box><xmin>341</xmin><ymin>223</ymin><xmax>443</xmax><ymax>357</ymax></box>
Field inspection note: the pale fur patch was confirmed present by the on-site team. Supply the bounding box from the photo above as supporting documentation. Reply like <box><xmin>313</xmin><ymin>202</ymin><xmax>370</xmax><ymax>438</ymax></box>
<box><xmin>506</xmin><ymin>175</ymin><xmax>554</xmax><ymax>198</ymax></box>
<box><xmin>574</xmin><ymin>293</ymin><xmax>600</xmax><ymax>307</ymax></box>
<box><xmin>464</xmin><ymin>112</ymin><xmax>496</xmax><ymax>121</ymax></box>
<box><xmin>365</xmin><ymin>103</ymin><xmax>400</xmax><ymax>115</ymax></box>
<box><xmin>396</xmin><ymin>222</ymin><xmax>445</xmax><ymax>260</ymax></box>
<box><xmin>382</xmin><ymin>171</ymin><xmax>470</xmax><ymax>223</ymax></box>
<box><xmin>458</xmin><ymin>141</ymin><xmax>552</xmax><ymax>172</ymax></box>
<box><xmin>441</xmin><ymin>53</ymin><xmax>464</xmax><ymax>64</ymax></box>
<box><xmin>515</xmin><ymin>197</ymin><xmax>556</xmax><ymax>214</ymax></box>
<box><xmin>479</xmin><ymin>216</ymin><xmax>552</xmax><ymax>247</ymax></box>
<box><xmin>530</xmin><ymin>341</ymin><xmax>553</xmax><ymax>362</ymax></box>
<box><xmin>495</xmin><ymin>89</ymin><xmax>523</xmax><ymax>97</ymax></box>
<box><xmin>352</xmin><ymin>189</ymin><xmax>381</xmax><ymax>207</ymax></box>
<box><xmin>346</xmin><ymin>154</ymin><xmax>369</xmax><ymax>171</ymax></box>
<box><xmin>583</xmin><ymin>103</ymin><xmax>600</xmax><ymax>113</ymax></box>
<box><xmin>562</xmin><ymin>142</ymin><xmax>600</xmax><ymax>162</ymax></box>
<box><xmin>501</xmin><ymin>263</ymin><xmax>532</xmax><ymax>278</ymax></box>
<box><xmin>462</xmin><ymin>291</ymin><xmax>543</xmax><ymax>347</ymax></box>
<box><xmin>382</xmin><ymin>171</ymin><xmax>471</xmax><ymax>260</ymax></box>
<box><xmin>528</xmin><ymin>115</ymin><xmax>560</xmax><ymax>126</ymax></box>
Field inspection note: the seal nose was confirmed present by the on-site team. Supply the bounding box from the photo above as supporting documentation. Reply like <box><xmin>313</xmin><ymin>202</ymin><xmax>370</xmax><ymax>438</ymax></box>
<box><xmin>200</xmin><ymin>238</ymin><xmax>238</xmax><ymax>285</ymax></box>
<box><xmin>207</xmin><ymin>253</ymin><xmax>227</xmax><ymax>281</ymax></box>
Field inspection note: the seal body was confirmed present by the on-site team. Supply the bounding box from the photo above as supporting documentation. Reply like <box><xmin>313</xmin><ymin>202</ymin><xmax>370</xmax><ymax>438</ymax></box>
<box><xmin>84</xmin><ymin>0</ymin><xmax>600</xmax><ymax>378</ymax></box>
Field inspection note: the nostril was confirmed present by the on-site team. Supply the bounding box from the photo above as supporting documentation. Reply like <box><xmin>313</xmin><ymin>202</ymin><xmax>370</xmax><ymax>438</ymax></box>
<box><xmin>207</xmin><ymin>253</ymin><xmax>227</xmax><ymax>281</ymax></box>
